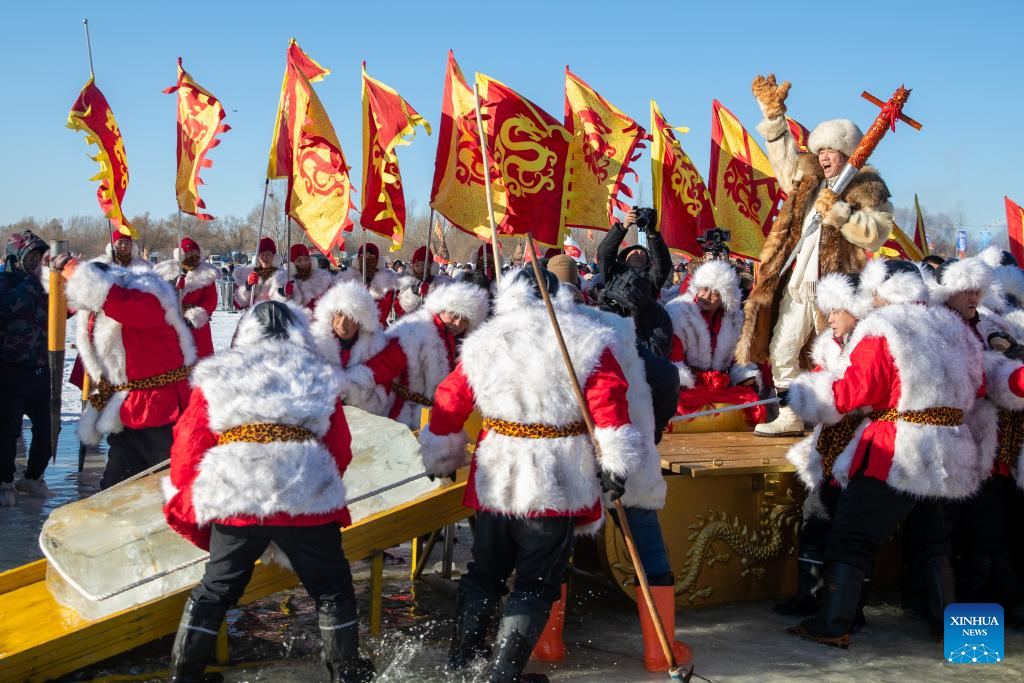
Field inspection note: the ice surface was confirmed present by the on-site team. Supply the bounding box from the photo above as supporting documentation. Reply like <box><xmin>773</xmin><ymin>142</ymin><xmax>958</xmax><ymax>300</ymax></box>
<box><xmin>43</xmin><ymin>405</ymin><xmax>435</xmax><ymax>620</ymax></box>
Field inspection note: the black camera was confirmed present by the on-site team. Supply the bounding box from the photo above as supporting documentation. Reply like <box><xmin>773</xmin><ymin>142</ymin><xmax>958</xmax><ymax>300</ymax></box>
<box><xmin>696</xmin><ymin>227</ymin><xmax>732</xmax><ymax>259</ymax></box>
<box><xmin>633</xmin><ymin>206</ymin><xmax>658</xmax><ymax>232</ymax></box>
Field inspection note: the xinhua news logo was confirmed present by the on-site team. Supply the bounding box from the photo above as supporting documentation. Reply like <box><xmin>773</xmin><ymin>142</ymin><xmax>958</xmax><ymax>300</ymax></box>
<box><xmin>944</xmin><ymin>603</ymin><xmax>1004</xmax><ymax>663</ymax></box>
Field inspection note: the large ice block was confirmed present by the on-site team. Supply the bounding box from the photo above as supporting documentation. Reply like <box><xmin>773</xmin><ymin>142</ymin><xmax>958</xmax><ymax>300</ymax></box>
<box><xmin>42</xmin><ymin>406</ymin><xmax>436</xmax><ymax>620</ymax></box>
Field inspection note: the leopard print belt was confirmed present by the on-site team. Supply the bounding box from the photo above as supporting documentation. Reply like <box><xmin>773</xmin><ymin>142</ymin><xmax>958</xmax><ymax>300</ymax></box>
<box><xmin>997</xmin><ymin>408</ymin><xmax>1024</xmax><ymax>467</ymax></box>
<box><xmin>392</xmin><ymin>383</ymin><xmax>433</xmax><ymax>407</ymax></box>
<box><xmin>217</xmin><ymin>423</ymin><xmax>316</xmax><ymax>445</ymax></box>
<box><xmin>868</xmin><ymin>407</ymin><xmax>963</xmax><ymax>426</ymax></box>
<box><xmin>89</xmin><ymin>365</ymin><xmax>193</xmax><ymax>411</ymax></box>
<box><xmin>816</xmin><ymin>413</ymin><xmax>866</xmax><ymax>480</ymax></box>
<box><xmin>482</xmin><ymin>417</ymin><xmax>587</xmax><ymax>439</ymax></box>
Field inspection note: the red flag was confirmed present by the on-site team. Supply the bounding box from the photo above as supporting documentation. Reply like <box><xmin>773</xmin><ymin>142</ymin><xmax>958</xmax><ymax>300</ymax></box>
<box><xmin>267</xmin><ymin>40</ymin><xmax>330</xmax><ymax>180</ymax></box>
<box><xmin>786</xmin><ymin>117</ymin><xmax>811</xmax><ymax>154</ymax></box>
<box><xmin>475</xmin><ymin>73</ymin><xmax>573</xmax><ymax>247</ymax></box>
<box><xmin>67</xmin><ymin>79</ymin><xmax>132</xmax><ymax>235</ymax></box>
<box><xmin>1007</xmin><ymin>196</ymin><xmax>1024</xmax><ymax>264</ymax></box>
<box><xmin>650</xmin><ymin>100</ymin><xmax>714</xmax><ymax>258</ymax></box>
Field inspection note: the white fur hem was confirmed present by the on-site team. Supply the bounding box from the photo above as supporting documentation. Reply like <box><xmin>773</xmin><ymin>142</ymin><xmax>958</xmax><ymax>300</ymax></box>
<box><xmin>78</xmin><ymin>393</ymin><xmax>126</xmax><ymax>445</ymax></box>
<box><xmin>786</xmin><ymin>433</ymin><xmax>822</xmax><ymax>492</ymax></box>
<box><xmin>788</xmin><ymin>372</ymin><xmax>841</xmax><ymax>425</ymax></box>
<box><xmin>161</xmin><ymin>475</ymin><xmax>178</xmax><ymax>502</ymax></box>
<box><xmin>418</xmin><ymin>427</ymin><xmax>469</xmax><ymax>476</ymax></box>
<box><xmin>676</xmin><ymin>363</ymin><xmax>695</xmax><ymax>390</ymax></box>
<box><xmin>594</xmin><ymin>425</ymin><xmax>644</xmax><ymax>479</ymax></box>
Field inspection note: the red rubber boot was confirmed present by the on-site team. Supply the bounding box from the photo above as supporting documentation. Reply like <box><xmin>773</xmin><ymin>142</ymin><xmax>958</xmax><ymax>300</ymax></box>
<box><xmin>531</xmin><ymin>583</ymin><xmax>567</xmax><ymax>661</ymax></box>
<box><xmin>636</xmin><ymin>585</ymin><xmax>693</xmax><ymax>672</ymax></box>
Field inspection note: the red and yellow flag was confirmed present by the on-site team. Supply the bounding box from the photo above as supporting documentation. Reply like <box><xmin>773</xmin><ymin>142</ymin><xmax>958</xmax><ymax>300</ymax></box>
<box><xmin>709</xmin><ymin>100</ymin><xmax>784</xmax><ymax>260</ymax></box>
<box><xmin>361</xmin><ymin>64</ymin><xmax>431</xmax><ymax>251</ymax></box>
<box><xmin>475</xmin><ymin>72</ymin><xmax>573</xmax><ymax>247</ymax></box>
<box><xmin>912</xmin><ymin>193</ymin><xmax>929</xmax><ymax>256</ymax></box>
<box><xmin>650</xmin><ymin>100</ymin><xmax>714</xmax><ymax>258</ymax></box>
<box><xmin>563</xmin><ymin>68</ymin><xmax>649</xmax><ymax>231</ymax></box>
<box><xmin>1007</xmin><ymin>196</ymin><xmax>1024</xmax><ymax>264</ymax></box>
<box><xmin>267</xmin><ymin>40</ymin><xmax>330</xmax><ymax>180</ymax></box>
<box><xmin>285</xmin><ymin>46</ymin><xmax>354</xmax><ymax>262</ymax></box>
<box><xmin>429</xmin><ymin>51</ymin><xmax>508</xmax><ymax>241</ymax></box>
<box><xmin>162</xmin><ymin>58</ymin><xmax>229</xmax><ymax>221</ymax></box>
<box><xmin>877</xmin><ymin>223</ymin><xmax>924</xmax><ymax>261</ymax></box>
<box><xmin>67</xmin><ymin>78</ymin><xmax>133</xmax><ymax>236</ymax></box>
<box><xmin>786</xmin><ymin>117</ymin><xmax>811</xmax><ymax>153</ymax></box>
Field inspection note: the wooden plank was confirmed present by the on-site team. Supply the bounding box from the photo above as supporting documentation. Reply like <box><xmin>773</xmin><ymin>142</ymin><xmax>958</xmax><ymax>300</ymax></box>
<box><xmin>0</xmin><ymin>482</ymin><xmax>471</xmax><ymax>683</ymax></box>
<box><xmin>657</xmin><ymin>432</ymin><xmax>801</xmax><ymax>474</ymax></box>
<box><xmin>673</xmin><ymin>459</ymin><xmax>796</xmax><ymax>477</ymax></box>
<box><xmin>0</xmin><ymin>560</ymin><xmax>46</xmax><ymax>595</ymax></box>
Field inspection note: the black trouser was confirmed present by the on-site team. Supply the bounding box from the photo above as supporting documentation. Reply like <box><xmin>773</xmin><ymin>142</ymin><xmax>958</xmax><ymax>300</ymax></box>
<box><xmin>463</xmin><ymin>511</ymin><xmax>576</xmax><ymax>604</ymax></box>
<box><xmin>192</xmin><ymin>522</ymin><xmax>355</xmax><ymax>616</ymax></box>
<box><xmin>101</xmin><ymin>424</ymin><xmax>173</xmax><ymax>489</ymax></box>
<box><xmin>825</xmin><ymin>475</ymin><xmax>952</xmax><ymax>572</ymax></box>
<box><xmin>953</xmin><ymin>475</ymin><xmax>1016</xmax><ymax>604</ymax></box>
<box><xmin>799</xmin><ymin>484</ymin><xmax>843</xmax><ymax>564</ymax></box>
<box><xmin>0</xmin><ymin>364</ymin><xmax>51</xmax><ymax>484</ymax></box>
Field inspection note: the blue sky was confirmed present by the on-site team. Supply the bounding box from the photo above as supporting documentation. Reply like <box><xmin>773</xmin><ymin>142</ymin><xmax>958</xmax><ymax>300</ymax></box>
<box><xmin>3</xmin><ymin>1</ymin><xmax>1020</xmax><ymax>240</ymax></box>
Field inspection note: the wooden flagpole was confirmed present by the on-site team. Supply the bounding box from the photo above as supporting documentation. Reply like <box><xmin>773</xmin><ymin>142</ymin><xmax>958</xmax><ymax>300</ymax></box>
<box><xmin>472</xmin><ymin>81</ymin><xmax>502</xmax><ymax>284</ymax></box>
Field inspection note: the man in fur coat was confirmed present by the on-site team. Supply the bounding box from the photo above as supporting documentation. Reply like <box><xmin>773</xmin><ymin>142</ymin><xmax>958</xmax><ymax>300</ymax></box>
<box><xmin>95</xmin><ymin>231</ymin><xmax>151</xmax><ymax>269</ymax></box>
<box><xmin>352</xmin><ymin>243</ymin><xmax>400</xmax><ymax>326</ymax></box>
<box><xmin>162</xmin><ymin>301</ymin><xmax>374</xmax><ymax>683</ymax></box>
<box><xmin>786</xmin><ymin>259</ymin><xmax>984</xmax><ymax>646</ymax></box>
<box><xmin>357</xmin><ymin>281</ymin><xmax>489</xmax><ymax>430</ymax></box>
<box><xmin>154</xmin><ymin>238</ymin><xmax>219</xmax><ymax>359</ymax></box>
<box><xmin>665</xmin><ymin>260</ymin><xmax>765</xmax><ymax>425</ymax></box>
<box><xmin>232</xmin><ymin>237</ymin><xmax>285</xmax><ymax>309</ymax></box>
<box><xmin>778</xmin><ymin>272</ymin><xmax>871</xmax><ymax>618</ymax></box>
<box><xmin>63</xmin><ymin>259</ymin><xmax>196</xmax><ymax>489</ymax></box>
<box><xmin>311</xmin><ymin>281</ymin><xmax>390</xmax><ymax>415</ymax></box>
<box><xmin>278</xmin><ymin>243</ymin><xmax>334</xmax><ymax>311</ymax></box>
<box><xmin>739</xmin><ymin>74</ymin><xmax>894</xmax><ymax>437</ymax></box>
<box><xmin>418</xmin><ymin>268</ymin><xmax>647</xmax><ymax>682</ymax></box>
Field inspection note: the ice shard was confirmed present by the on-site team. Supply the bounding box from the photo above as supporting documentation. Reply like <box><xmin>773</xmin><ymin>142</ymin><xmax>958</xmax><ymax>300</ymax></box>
<box><xmin>42</xmin><ymin>406</ymin><xmax>436</xmax><ymax>620</ymax></box>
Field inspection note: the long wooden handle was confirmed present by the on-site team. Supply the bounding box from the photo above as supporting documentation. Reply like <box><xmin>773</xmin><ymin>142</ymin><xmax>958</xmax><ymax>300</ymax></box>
<box><xmin>473</xmin><ymin>81</ymin><xmax>502</xmax><ymax>284</ymax></box>
<box><xmin>524</xmin><ymin>234</ymin><xmax>680</xmax><ymax>676</ymax></box>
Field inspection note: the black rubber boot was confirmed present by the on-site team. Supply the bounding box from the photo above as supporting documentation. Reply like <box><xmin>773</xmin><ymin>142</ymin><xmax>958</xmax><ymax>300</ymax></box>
<box><xmin>774</xmin><ymin>558</ymin><xmax>822</xmax><ymax>616</ymax></box>
<box><xmin>319</xmin><ymin>599</ymin><xmax>374</xmax><ymax>683</ymax></box>
<box><xmin>852</xmin><ymin>575</ymin><xmax>871</xmax><ymax>634</ymax></box>
<box><xmin>486</xmin><ymin>592</ymin><xmax>551</xmax><ymax>683</ymax></box>
<box><xmin>924</xmin><ymin>556</ymin><xmax>956</xmax><ymax>640</ymax></box>
<box><xmin>169</xmin><ymin>598</ymin><xmax>226</xmax><ymax>683</ymax></box>
<box><xmin>787</xmin><ymin>562</ymin><xmax>865</xmax><ymax>649</ymax></box>
<box><xmin>957</xmin><ymin>554</ymin><xmax>994</xmax><ymax>604</ymax></box>
<box><xmin>448</xmin><ymin>580</ymin><xmax>501</xmax><ymax>669</ymax></box>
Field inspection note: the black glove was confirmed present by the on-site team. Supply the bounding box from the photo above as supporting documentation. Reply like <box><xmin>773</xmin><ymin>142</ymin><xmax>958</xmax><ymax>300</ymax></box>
<box><xmin>598</xmin><ymin>470</ymin><xmax>626</xmax><ymax>500</ymax></box>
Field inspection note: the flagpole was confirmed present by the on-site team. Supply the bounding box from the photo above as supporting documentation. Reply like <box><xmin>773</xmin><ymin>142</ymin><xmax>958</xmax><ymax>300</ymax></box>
<box><xmin>286</xmin><ymin>215</ymin><xmax>293</xmax><ymax>292</ymax></box>
<box><xmin>421</xmin><ymin>208</ymin><xmax>434</xmax><ymax>292</ymax></box>
<box><xmin>82</xmin><ymin>19</ymin><xmax>95</xmax><ymax>79</ymax></box>
<box><xmin>249</xmin><ymin>178</ymin><xmax>270</xmax><ymax>310</ymax></box>
<box><xmin>472</xmin><ymin>81</ymin><xmax>502</xmax><ymax>284</ymax></box>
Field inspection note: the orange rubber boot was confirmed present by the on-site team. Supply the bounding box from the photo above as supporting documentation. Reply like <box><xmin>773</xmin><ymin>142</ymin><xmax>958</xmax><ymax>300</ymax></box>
<box><xmin>531</xmin><ymin>583</ymin><xmax>567</xmax><ymax>661</ymax></box>
<box><xmin>636</xmin><ymin>585</ymin><xmax>693</xmax><ymax>672</ymax></box>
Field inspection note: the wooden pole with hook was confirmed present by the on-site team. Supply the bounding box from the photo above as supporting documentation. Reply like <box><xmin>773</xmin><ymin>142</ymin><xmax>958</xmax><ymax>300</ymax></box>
<box><xmin>472</xmin><ymin>81</ymin><xmax>502</xmax><ymax>284</ymax></box>
<box><xmin>524</xmin><ymin>233</ymin><xmax>689</xmax><ymax>681</ymax></box>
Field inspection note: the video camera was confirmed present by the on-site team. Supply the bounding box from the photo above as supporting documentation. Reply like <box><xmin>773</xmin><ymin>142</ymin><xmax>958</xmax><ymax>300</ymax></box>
<box><xmin>633</xmin><ymin>206</ymin><xmax>658</xmax><ymax>232</ymax></box>
<box><xmin>696</xmin><ymin>227</ymin><xmax>732</xmax><ymax>260</ymax></box>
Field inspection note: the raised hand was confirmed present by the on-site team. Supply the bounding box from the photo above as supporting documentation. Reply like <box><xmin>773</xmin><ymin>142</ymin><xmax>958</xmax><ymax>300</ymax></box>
<box><xmin>751</xmin><ymin>73</ymin><xmax>791</xmax><ymax>119</ymax></box>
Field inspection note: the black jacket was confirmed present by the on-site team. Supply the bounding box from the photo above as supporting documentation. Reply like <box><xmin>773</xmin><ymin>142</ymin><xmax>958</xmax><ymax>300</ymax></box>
<box><xmin>596</xmin><ymin>222</ymin><xmax>673</xmax><ymax>294</ymax></box>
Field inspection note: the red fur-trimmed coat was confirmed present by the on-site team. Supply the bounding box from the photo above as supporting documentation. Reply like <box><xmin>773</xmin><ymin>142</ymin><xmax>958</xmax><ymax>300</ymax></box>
<box><xmin>155</xmin><ymin>260</ymin><xmax>219</xmax><ymax>359</ymax></box>
<box><xmin>788</xmin><ymin>303</ymin><xmax>984</xmax><ymax>499</ymax></box>
<box><xmin>65</xmin><ymin>262</ymin><xmax>196</xmax><ymax>445</ymax></box>
<box><xmin>163</xmin><ymin>338</ymin><xmax>352</xmax><ymax>550</ymax></box>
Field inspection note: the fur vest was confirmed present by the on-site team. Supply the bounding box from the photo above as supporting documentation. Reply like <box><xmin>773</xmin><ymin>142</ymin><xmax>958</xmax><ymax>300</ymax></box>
<box><xmin>789</xmin><ymin>304</ymin><xmax>983</xmax><ymax>499</ymax></box>
<box><xmin>384</xmin><ymin>308</ymin><xmax>458</xmax><ymax>429</ymax></box>
<box><xmin>232</xmin><ymin>264</ymin><xmax>286</xmax><ymax>309</ymax></box>
<box><xmin>181</xmin><ymin>340</ymin><xmax>347</xmax><ymax>525</ymax></box>
<box><xmin>154</xmin><ymin>260</ymin><xmax>220</xmax><ymax>329</ymax></box>
<box><xmin>665</xmin><ymin>299</ymin><xmax>745</xmax><ymax>388</ymax></box>
<box><xmin>67</xmin><ymin>263</ymin><xmax>196</xmax><ymax>444</ymax></box>
<box><xmin>447</xmin><ymin>285</ymin><xmax>643</xmax><ymax>532</ymax></box>
<box><xmin>736</xmin><ymin>155</ymin><xmax>891</xmax><ymax>366</ymax></box>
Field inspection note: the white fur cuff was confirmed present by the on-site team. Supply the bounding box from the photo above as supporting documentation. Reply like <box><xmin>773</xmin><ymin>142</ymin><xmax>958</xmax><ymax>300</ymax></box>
<box><xmin>676</xmin><ymin>363</ymin><xmax>695</xmax><ymax>390</ymax></box>
<box><xmin>594</xmin><ymin>425</ymin><xmax>644</xmax><ymax>479</ymax></box>
<box><xmin>984</xmin><ymin>352</ymin><xmax>1024</xmax><ymax>411</ymax></box>
<box><xmin>161</xmin><ymin>476</ymin><xmax>178</xmax><ymax>503</ymax></box>
<box><xmin>788</xmin><ymin>372</ymin><xmax>842</xmax><ymax>425</ymax></box>
<box><xmin>755</xmin><ymin>116</ymin><xmax>788</xmax><ymax>142</ymax></box>
<box><xmin>184</xmin><ymin>306</ymin><xmax>210</xmax><ymax>329</ymax></box>
<box><xmin>418</xmin><ymin>427</ymin><xmax>469</xmax><ymax>476</ymax></box>
<box><xmin>67</xmin><ymin>261</ymin><xmax>117</xmax><ymax>312</ymax></box>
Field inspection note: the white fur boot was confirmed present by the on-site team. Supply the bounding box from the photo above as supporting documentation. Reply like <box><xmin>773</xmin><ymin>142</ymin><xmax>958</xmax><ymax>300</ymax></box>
<box><xmin>754</xmin><ymin>405</ymin><xmax>805</xmax><ymax>437</ymax></box>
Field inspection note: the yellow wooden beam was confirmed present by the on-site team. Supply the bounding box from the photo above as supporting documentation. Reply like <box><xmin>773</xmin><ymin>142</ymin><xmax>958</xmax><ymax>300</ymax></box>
<box><xmin>369</xmin><ymin>553</ymin><xmax>384</xmax><ymax>636</ymax></box>
<box><xmin>0</xmin><ymin>482</ymin><xmax>471</xmax><ymax>683</ymax></box>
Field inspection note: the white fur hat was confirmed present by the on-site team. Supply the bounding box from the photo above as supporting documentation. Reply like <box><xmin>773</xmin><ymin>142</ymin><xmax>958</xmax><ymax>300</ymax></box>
<box><xmin>808</xmin><ymin>119</ymin><xmax>863</xmax><ymax>157</ymax></box>
<box><xmin>424</xmin><ymin>281</ymin><xmax>490</xmax><ymax>331</ymax></box>
<box><xmin>233</xmin><ymin>300</ymin><xmax>316</xmax><ymax>350</ymax></box>
<box><xmin>859</xmin><ymin>258</ymin><xmax>929</xmax><ymax>307</ymax></box>
<box><xmin>685</xmin><ymin>260</ymin><xmax>741</xmax><ymax>312</ymax></box>
<box><xmin>929</xmin><ymin>257</ymin><xmax>993</xmax><ymax>305</ymax></box>
<box><xmin>816</xmin><ymin>272</ymin><xmax>871</xmax><ymax>318</ymax></box>
<box><xmin>312</xmin><ymin>280</ymin><xmax>381</xmax><ymax>335</ymax></box>
<box><xmin>978</xmin><ymin>245</ymin><xmax>1024</xmax><ymax>305</ymax></box>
